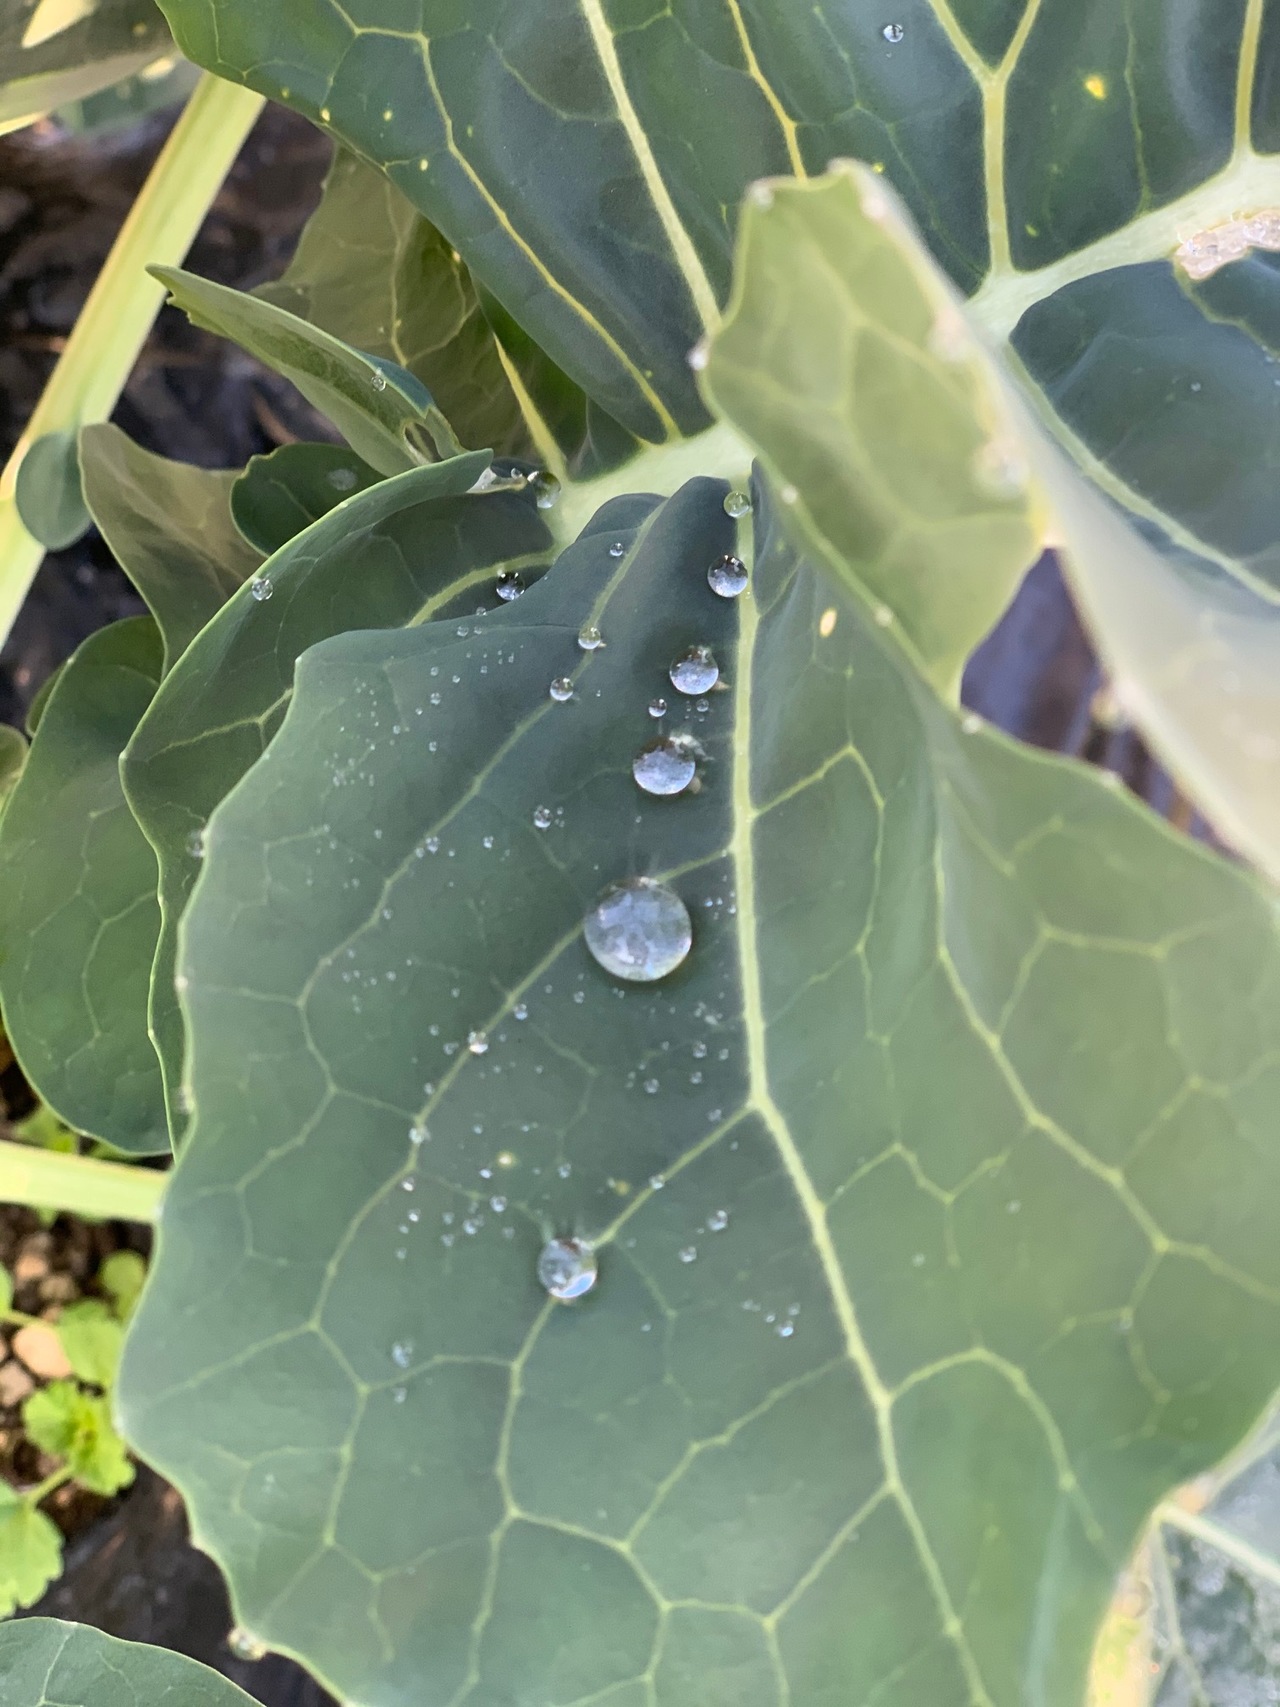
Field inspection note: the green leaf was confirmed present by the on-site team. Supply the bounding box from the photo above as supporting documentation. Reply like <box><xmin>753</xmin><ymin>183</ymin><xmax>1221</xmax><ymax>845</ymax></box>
<box><xmin>119</xmin><ymin>475</ymin><xmax>1280</xmax><ymax>1707</ymax></box>
<box><xmin>153</xmin><ymin>265</ymin><xmax>465</xmax><ymax>474</ymax></box>
<box><xmin>121</xmin><ymin>456</ymin><xmax>550</xmax><ymax>1134</ymax></box>
<box><xmin>56</xmin><ymin>1299</ymin><xmax>124</xmax><ymax>1388</ymax></box>
<box><xmin>0</xmin><ymin>1491</ymin><xmax>61</xmax><ymax>1617</ymax></box>
<box><xmin>230</xmin><ymin>442</ymin><xmax>383</xmax><ymax>557</ymax></box>
<box><xmin>24</xmin><ymin>1380</ymin><xmax>133</xmax><ymax>1496</ymax></box>
<box><xmin>0</xmin><ymin>617</ymin><xmax>166</xmax><ymax>1155</ymax></box>
<box><xmin>14</xmin><ymin>429</ymin><xmax>89</xmax><ymax>551</ymax></box>
<box><xmin>0</xmin><ymin>1618</ymin><xmax>257</xmax><ymax>1704</ymax></box>
<box><xmin>79</xmin><ymin>424</ymin><xmax>262</xmax><ymax>673</ymax></box>
<box><xmin>51</xmin><ymin>49</ymin><xmax>199</xmax><ymax>136</ymax></box>
<box><xmin>0</xmin><ymin>1266</ymin><xmax>13</xmax><ymax>1317</ymax></box>
<box><xmin>99</xmin><ymin>1250</ymin><xmax>146</xmax><ymax>1322</ymax></box>
<box><xmin>0</xmin><ymin>0</ymin><xmax>170</xmax><ymax>136</ymax></box>
<box><xmin>0</xmin><ymin>723</ymin><xmax>27</xmax><ymax>822</ymax></box>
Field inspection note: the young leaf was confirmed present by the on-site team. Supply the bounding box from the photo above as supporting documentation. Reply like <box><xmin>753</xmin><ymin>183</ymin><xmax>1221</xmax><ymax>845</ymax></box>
<box><xmin>55</xmin><ymin>1300</ymin><xmax>124</xmax><ymax>1389</ymax></box>
<box><xmin>0</xmin><ymin>1618</ymin><xmax>258</xmax><ymax>1704</ymax></box>
<box><xmin>0</xmin><ymin>618</ymin><xmax>167</xmax><ymax>1155</ymax></box>
<box><xmin>0</xmin><ymin>1490</ymin><xmax>62</xmax><ymax>1618</ymax></box>
<box><xmin>121</xmin><ymin>457</ymin><xmax>550</xmax><ymax>1135</ymax></box>
<box><xmin>79</xmin><ymin>424</ymin><xmax>262</xmax><ymax>672</ymax></box>
<box><xmin>230</xmin><ymin>442</ymin><xmax>382</xmax><ymax>557</ymax></box>
<box><xmin>99</xmin><ymin>1251</ymin><xmax>146</xmax><ymax>1323</ymax></box>
<box><xmin>119</xmin><ymin>478</ymin><xmax>1280</xmax><ymax>1707</ymax></box>
<box><xmin>153</xmin><ymin>266</ymin><xmax>464</xmax><ymax>473</ymax></box>
<box><xmin>0</xmin><ymin>0</ymin><xmax>170</xmax><ymax>136</ymax></box>
<box><xmin>24</xmin><ymin>1381</ymin><xmax>133</xmax><ymax>1496</ymax></box>
<box><xmin>14</xmin><ymin>430</ymin><xmax>89</xmax><ymax>551</ymax></box>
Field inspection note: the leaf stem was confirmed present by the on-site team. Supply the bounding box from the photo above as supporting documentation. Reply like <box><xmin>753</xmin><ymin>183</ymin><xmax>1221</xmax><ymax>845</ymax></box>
<box><xmin>0</xmin><ymin>72</ymin><xmax>266</xmax><ymax>646</ymax></box>
<box><xmin>0</xmin><ymin>1140</ymin><xmax>165</xmax><ymax>1224</ymax></box>
<box><xmin>23</xmin><ymin>1464</ymin><xmax>74</xmax><ymax>1509</ymax></box>
<box><xmin>1</xmin><ymin>1307</ymin><xmax>45</xmax><ymax>1330</ymax></box>
<box><xmin>1157</xmin><ymin>1500</ymin><xmax>1280</xmax><ymax>1591</ymax></box>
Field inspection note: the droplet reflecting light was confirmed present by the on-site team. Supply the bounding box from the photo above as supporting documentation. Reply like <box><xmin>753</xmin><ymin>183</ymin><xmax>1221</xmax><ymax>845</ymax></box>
<box><xmin>537</xmin><ymin>1237</ymin><xmax>597</xmax><ymax>1301</ymax></box>
<box><xmin>583</xmin><ymin>878</ymin><xmax>692</xmax><ymax>982</ymax></box>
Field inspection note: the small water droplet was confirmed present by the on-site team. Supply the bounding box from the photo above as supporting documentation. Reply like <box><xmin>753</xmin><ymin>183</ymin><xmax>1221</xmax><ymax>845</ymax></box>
<box><xmin>250</xmin><ymin>575</ymin><xmax>273</xmax><ymax>602</ymax></box>
<box><xmin>462</xmin><ymin>1217</ymin><xmax>481</xmax><ymax>1236</ymax></box>
<box><xmin>468</xmin><ymin>1030</ymin><xmax>489</xmax><ymax>1055</ymax></box>
<box><xmin>649</xmin><ymin>1173</ymin><xmax>665</xmax><ymax>1190</ymax></box>
<box><xmin>577</xmin><ymin>624</ymin><xmax>605</xmax><ymax>651</ymax></box>
<box><xmin>401</xmin><ymin>1178</ymin><xmax>415</xmax><ymax>1192</ymax></box>
<box><xmin>678</xmin><ymin>1245</ymin><xmax>698</xmax><ymax>1264</ymax></box>
<box><xmin>882</xmin><ymin>22</ymin><xmax>904</xmax><ymax>43</ymax></box>
<box><xmin>186</xmin><ymin>827</ymin><xmax>206</xmax><ymax>859</ymax></box>
<box><xmin>370</xmin><ymin>370</ymin><xmax>388</xmax><ymax>391</ymax></box>
<box><xmin>538</xmin><ymin>1237</ymin><xmax>597</xmax><ymax>1300</ymax></box>
<box><xmin>533</xmin><ymin>805</ymin><xmax>553</xmax><ymax>830</ymax></box>
<box><xmin>490</xmin><ymin>1195</ymin><xmax>507</xmax><ymax>1213</ymax></box>
<box><xmin>425</xmin><ymin>834</ymin><xmax>440</xmax><ymax>853</ymax></box>
<box><xmin>409</xmin><ymin>1122</ymin><xmax>429</xmax><ymax>1145</ymax></box>
<box><xmin>583</xmin><ymin>877</ymin><xmax>693</xmax><ymax>982</ymax></box>
<box><xmin>496</xmin><ymin>571</ymin><xmax>524</xmax><ymax>601</ymax></box>
<box><xmin>688</xmin><ymin>339</ymin><xmax>709</xmax><ymax>371</ymax></box>
<box><xmin>229</xmin><ymin>1627</ymin><xmax>267</xmax><ymax>1662</ymax></box>
<box><xmin>707</xmin><ymin>1209</ymin><xmax>729</xmax><ymax>1231</ymax></box>
<box><xmin>391</xmin><ymin>1340</ymin><xmax>413</xmax><ymax>1368</ymax></box>
<box><xmin>481</xmin><ymin>835</ymin><xmax>495</xmax><ymax>851</ymax></box>
<box><xmin>327</xmin><ymin>466</ymin><xmax>358</xmax><ymax>492</ymax></box>
<box><xmin>549</xmin><ymin>676</ymin><xmax>574</xmax><ymax>702</ymax></box>
<box><xmin>529</xmin><ymin>470</ymin><xmax>561</xmax><ymax>510</ymax></box>
<box><xmin>557</xmin><ymin>1161</ymin><xmax>572</xmax><ymax>1179</ymax></box>
<box><xmin>633</xmin><ymin>736</ymin><xmax>697</xmax><ymax>797</ymax></box>
<box><xmin>873</xmin><ymin>604</ymin><xmax>893</xmax><ymax>627</ymax></box>
<box><xmin>707</xmin><ymin>554</ymin><xmax>749</xmax><ymax>598</ymax></box>
<box><xmin>777</xmin><ymin>1320</ymin><xmax>796</xmax><ymax>1338</ymax></box>
<box><xmin>648</xmin><ymin>699</ymin><xmax>668</xmax><ymax>720</ymax></box>
<box><xmin>643</xmin><ymin>1077</ymin><xmax>660</xmax><ymax>1095</ymax></box>
<box><xmin>723</xmin><ymin>490</ymin><xmax>752</xmax><ymax>519</ymax></box>
<box><xmin>513</xmin><ymin>1002</ymin><xmax>528</xmax><ymax>1020</ymax></box>
<box><xmin>608</xmin><ymin>541</ymin><xmax>626</xmax><ymax>558</ymax></box>
<box><xmin>691</xmin><ymin>1040</ymin><xmax>708</xmax><ymax>1059</ymax></box>
<box><xmin>670</xmin><ymin>646</ymin><xmax>719</xmax><ymax>695</ymax></box>
<box><xmin>392</xmin><ymin>1385</ymin><xmax>407</xmax><ymax>1403</ymax></box>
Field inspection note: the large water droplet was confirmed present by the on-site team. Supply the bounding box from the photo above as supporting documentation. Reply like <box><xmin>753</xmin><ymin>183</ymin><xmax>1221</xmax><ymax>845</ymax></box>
<box><xmin>882</xmin><ymin>22</ymin><xmax>905</xmax><ymax>43</ymax></box>
<box><xmin>549</xmin><ymin>676</ymin><xmax>574</xmax><ymax>702</ymax></box>
<box><xmin>707</xmin><ymin>554</ymin><xmax>748</xmax><ymax>598</ymax></box>
<box><xmin>529</xmin><ymin>470</ymin><xmax>561</xmax><ymax>510</ymax></box>
<box><xmin>577</xmin><ymin>624</ymin><xmax>605</xmax><ymax>651</ymax></box>
<box><xmin>583</xmin><ymin>878</ymin><xmax>692</xmax><ymax>982</ymax></box>
<box><xmin>670</xmin><ymin>646</ymin><xmax>719</xmax><ymax>695</ymax></box>
<box><xmin>723</xmin><ymin>490</ymin><xmax>752</xmax><ymax>519</ymax></box>
<box><xmin>495</xmin><ymin>571</ymin><xmax>524</xmax><ymax>601</ymax></box>
<box><xmin>633</xmin><ymin>737</ymin><xmax>697</xmax><ymax>797</ymax></box>
<box><xmin>249</xmin><ymin>575</ymin><xmax>273</xmax><ymax>602</ymax></box>
<box><xmin>538</xmin><ymin>1237</ymin><xmax>597</xmax><ymax>1301</ymax></box>
<box><xmin>228</xmin><ymin>1627</ymin><xmax>267</xmax><ymax>1662</ymax></box>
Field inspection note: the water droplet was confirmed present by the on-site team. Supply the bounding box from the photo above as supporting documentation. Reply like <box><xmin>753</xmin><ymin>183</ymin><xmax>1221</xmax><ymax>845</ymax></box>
<box><xmin>643</xmin><ymin>1077</ymin><xmax>660</xmax><ymax>1095</ymax></box>
<box><xmin>392</xmin><ymin>1385</ymin><xmax>407</xmax><ymax>1403</ymax></box>
<box><xmin>370</xmin><ymin>369</ymin><xmax>389</xmax><ymax>391</ymax></box>
<box><xmin>249</xmin><ymin>575</ymin><xmax>273</xmax><ymax>602</ymax></box>
<box><xmin>608</xmin><ymin>541</ymin><xmax>626</xmax><ymax>558</ymax></box>
<box><xmin>777</xmin><ymin>1320</ymin><xmax>796</xmax><ymax>1339</ymax></box>
<box><xmin>873</xmin><ymin>604</ymin><xmax>893</xmax><ymax>627</ymax></box>
<box><xmin>529</xmin><ymin>470</ymin><xmax>561</xmax><ymax>510</ymax></box>
<box><xmin>228</xmin><ymin>1627</ymin><xmax>267</xmax><ymax>1662</ymax></box>
<box><xmin>557</xmin><ymin>1161</ymin><xmax>572</xmax><ymax>1178</ymax></box>
<box><xmin>409</xmin><ymin>1122</ymin><xmax>429</xmax><ymax>1145</ymax></box>
<box><xmin>577</xmin><ymin>624</ymin><xmax>605</xmax><ymax>651</ymax></box>
<box><xmin>496</xmin><ymin>571</ymin><xmax>524</xmax><ymax>601</ymax></box>
<box><xmin>649</xmin><ymin>1173</ymin><xmax>665</xmax><ymax>1190</ymax></box>
<box><xmin>401</xmin><ymin>1178</ymin><xmax>415</xmax><ymax>1192</ymax></box>
<box><xmin>707</xmin><ymin>1209</ymin><xmax>729</xmax><ymax>1231</ymax></box>
<box><xmin>678</xmin><ymin>1246</ymin><xmax>698</xmax><ymax>1264</ymax></box>
<box><xmin>723</xmin><ymin>490</ymin><xmax>752</xmax><ymax>519</ymax></box>
<box><xmin>533</xmin><ymin>805</ymin><xmax>553</xmax><ymax>830</ymax></box>
<box><xmin>670</xmin><ymin>646</ymin><xmax>719</xmax><ymax>695</ymax></box>
<box><xmin>186</xmin><ymin>827</ymin><xmax>206</xmax><ymax>859</ymax></box>
<box><xmin>549</xmin><ymin>676</ymin><xmax>574</xmax><ymax>702</ymax></box>
<box><xmin>513</xmin><ymin>1002</ymin><xmax>528</xmax><ymax>1020</ymax></box>
<box><xmin>882</xmin><ymin>22</ymin><xmax>905</xmax><ymax>43</ymax></box>
<box><xmin>327</xmin><ymin>466</ymin><xmax>358</xmax><ymax>492</ymax></box>
<box><xmin>648</xmin><ymin>698</ymin><xmax>667</xmax><ymax>718</ymax></box>
<box><xmin>490</xmin><ymin>1195</ymin><xmax>507</xmax><ymax>1213</ymax></box>
<box><xmin>391</xmin><ymin>1340</ymin><xmax>413</xmax><ymax>1368</ymax></box>
<box><xmin>633</xmin><ymin>736</ymin><xmax>697</xmax><ymax>797</ymax></box>
<box><xmin>962</xmin><ymin>712</ymin><xmax>982</xmax><ymax>734</ymax></box>
<box><xmin>462</xmin><ymin>1217</ymin><xmax>481</xmax><ymax>1236</ymax></box>
<box><xmin>425</xmin><ymin>834</ymin><xmax>440</xmax><ymax>853</ymax></box>
<box><xmin>583</xmin><ymin>878</ymin><xmax>693</xmax><ymax>982</ymax></box>
<box><xmin>468</xmin><ymin>1030</ymin><xmax>489</xmax><ymax>1055</ymax></box>
<box><xmin>688</xmin><ymin>339</ymin><xmax>709</xmax><ymax>372</ymax></box>
<box><xmin>691</xmin><ymin>1040</ymin><xmax>708</xmax><ymax>1059</ymax></box>
<box><xmin>707</xmin><ymin>554</ymin><xmax>749</xmax><ymax>598</ymax></box>
<box><xmin>481</xmin><ymin>835</ymin><xmax>495</xmax><ymax>850</ymax></box>
<box><xmin>537</xmin><ymin>1237</ymin><xmax>597</xmax><ymax>1301</ymax></box>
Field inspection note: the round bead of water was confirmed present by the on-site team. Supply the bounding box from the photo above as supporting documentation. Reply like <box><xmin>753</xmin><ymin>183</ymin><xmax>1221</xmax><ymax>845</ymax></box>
<box><xmin>583</xmin><ymin>877</ymin><xmax>692</xmax><ymax>982</ymax></box>
<box><xmin>669</xmin><ymin>646</ymin><xmax>719</xmax><ymax>695</ymax></box>
<box><xmin>882</xmin><ymin>21</ymin><xmax>905</xmax><ymax>42</ymax></box>
<box><xmin>577</xmin><ymin>625</ymin><xmax>605</xmax><ymax>651</ymax></box>
<box><xmin>495</xmin><ymin>571</ymin><xmax>524</xmax><ymax>601</ymax></box>
<box><xmin>529</xmin><ymin>470</ymin><xmax>561</xmax><ymax>510</ymax></box>
<box><xmin>328</xmin><ymin>466</ymin><xmax>358</xmax><ymax>491</ymax></box>
<box><xmin>467</xmin><ymin>1030</ymin><xmax>489</xmax><ymax>1055</ymax></box>
<box><xmin>707</xmin><ymin>554</ymin><xmax>748</xmax><ymax>598</ymax></box>
<box><xmin>549</xmin><ymin>676</ymin><xmax>574</xmax><ymax>702</ymax></box>
<box><xmin>533</xmin><ymin>805</ymin><xmax>553</xmax><ymax>830</ymax></box>
<box><xmin>723</xmin><ymin>490</ymin><xmax>752</xmax><ymax>519</ymax></box>
<box><xmin>228</xmin><ymin>1628</ymin><xmax>268</xmax><ymax>1662</ymax></box>
<box><xmin>186</xmin><ymin>828</ymin><xmax>206</xmax><ymax>859</ymax></box>
<box><xmin>633</xmin><ymin>737</ymin><xmax>697</xmax><ymax>797</ymax></box>
<box><xmin>648</xmin><ymin>698</ymin><xmax>668</xmax><ymax>718</ymax></box>
<box><xmin>249</xmin><ymin>575</ymin><xmax>273</xmax><ymax>602</ymax></box>
<box><xmin>537</xmin><ymin>1237</ymin><xmax>597</xmax><ymax>1300</ymax></box>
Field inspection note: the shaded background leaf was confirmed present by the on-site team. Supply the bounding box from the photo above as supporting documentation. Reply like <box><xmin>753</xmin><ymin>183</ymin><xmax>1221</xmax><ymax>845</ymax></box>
<box><xmin>0</xmin><ymin>0</ymin><xmax>170</xmax><ymax>135</ymax></box>
<box><xmin>230</xmin><ymin>441</ymin><xmax>382</xmax><ymax>557</ymax></box>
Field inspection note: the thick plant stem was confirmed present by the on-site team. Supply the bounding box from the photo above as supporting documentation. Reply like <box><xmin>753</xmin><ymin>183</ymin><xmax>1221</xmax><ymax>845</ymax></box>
<box><xmin>0</xmin><ymin>1139</ymin><xmax>165</xmax><ymax>1223</ymax></box>
<box><xmin>0</xmin><ymin>73</ymin><xmax>266</xmax><ymax>645</ymax></box>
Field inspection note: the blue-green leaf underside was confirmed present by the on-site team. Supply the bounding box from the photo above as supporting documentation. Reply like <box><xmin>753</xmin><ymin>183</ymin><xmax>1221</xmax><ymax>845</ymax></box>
<box><xmin>0</xmin><ymin>617</ymin><xmax>166</xmax><ymax>1154</ymax></box>
<box><xmin>120</xmin><ymin>480</ymin><xmax>1280</xmax><ymax>1707</ymax></box>
<box><xmin>0</xmin><ymin>1618</ymin><xmax>256</xmax><ymax>1706</ymax></box>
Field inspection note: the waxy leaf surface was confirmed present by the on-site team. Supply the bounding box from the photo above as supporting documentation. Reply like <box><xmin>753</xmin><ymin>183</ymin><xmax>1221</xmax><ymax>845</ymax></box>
<box><xmin>0</xmin><ymin>1618</ymin><xmax>256</xmax><ymax>1706</ymax></box>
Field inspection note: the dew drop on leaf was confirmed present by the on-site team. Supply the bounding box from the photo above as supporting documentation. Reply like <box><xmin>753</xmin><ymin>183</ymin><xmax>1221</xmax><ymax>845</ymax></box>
<box><xmin>249</xmin><ymin>575</ymin><xmax>273</xmax><ymax>602</ymax></box>
<box><xmin>532</xmin><ymin>805</ymin><xmax>553</xmax><ymax>830</ymax></box>
<box><xmin>390</xmin><ymin>1340</ymin><xmax>412</xmax><ymax>1368</ymax></box>
<box><xmin>583</xmin><ymin>878</ymin><xmax>693</xmax><ymax>982</ymax></box>
<box><xmin>327</xmin><ymin>466</ymin><xmax>358</xmax><ymax>491</ymax></box>
<box><xmin>528</xmin><ymin>470</ymin><xmax>561</xmax><ymax>510</ymax></box>
<box><xmin>648</xmin><ymin>698</ymin><xmax>667</xmax><ymax>718</ymax></box>
<box><xmin>723</xmin><ymin>490</ymin><xmax>752</xmax><ymax>518</ymax></box>
<box><xmin>228</xmin><ymin>1628</ymin><xmax>267</xmax><ymax>1662</ymax></box>
<box><xmin>882</xmin><ymin>22</ymin><xmax>905</xmax><ymax>42</ymax></box>
<box><xmin>186</xmin><ymin>828</ymin><xmax>205</xmax><ymax>859</ymax></box>
<box><xmin>679</xmin><ymin>1246</ymin><xmax>698</xmax><ymax>1264</ymax></box>
<box><xmin>467</xmin><ymin>1030</ymin><xmax>489</xmax><ymax>1055</ymax></box>
<box><xmin>549</xmin><ymin>676</ymin><xmax>574</xmax><ymax>702</ymax></box>
<box><xmin>707</xmin><ymin>1209</ymin><xmax>729</xmax><ymax>1231</ymax></box>
<box><xmin>608</xmin><ymin>541</ymin><xmax>626</xmax><ymax>558</ymax></box>
<box><xmin>370</xmin><ymin>370</ymin><xmax>388</xmax><ymax>391</ymax></box>
<box><xmin>537</xmin><ymin>1237</ymin><xmax>597</xmax><ymax>1301</ymax></box>
<box><xmin>707</xmin><ymin>554</ymin><xmax>749</xmax><ymax>598</ymax></box>
<box><xmin>670</xmin><ymin>645</ymin><xmax>719</xmax><ymax>695</ymax></box>
<box><xmin>633</xmin><ymin>737</ymin><xmax>697</xmax><ymax>797</ymax></box>
<box><xmin>577</xmin><ymin>624</ymin><xmax>605</xmax><ymax>651</ymax></box>
<box><xmin>495</xmin><ymin>571</ymin><xmax>524</xmax><ymax>602</ymax></box>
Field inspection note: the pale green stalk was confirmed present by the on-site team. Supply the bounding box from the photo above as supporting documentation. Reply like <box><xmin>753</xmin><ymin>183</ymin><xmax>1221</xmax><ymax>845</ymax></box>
<box><xmin>0</xmin><ymin>72</ymin><xmax>266</xmax><ymax>643</ymax></box>
<box><xmin>0</xmin><ymin>1138</ymin><xmax>165</xmax><ymax>1223</ymax></box>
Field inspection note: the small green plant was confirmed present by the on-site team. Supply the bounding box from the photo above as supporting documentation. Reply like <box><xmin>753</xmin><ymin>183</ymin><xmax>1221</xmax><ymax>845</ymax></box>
<box><xmin>0</xmin><ymin>3</ymin><xmax>1278</xmax><ymax>1705</ymax></box>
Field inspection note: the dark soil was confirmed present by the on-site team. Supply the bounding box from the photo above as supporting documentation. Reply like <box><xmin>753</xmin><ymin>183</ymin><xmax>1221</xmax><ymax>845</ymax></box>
<box><xmin>0</xmin><ymin>85</ymin><xmax>1212</xmax><ymax>1707</ymax></box>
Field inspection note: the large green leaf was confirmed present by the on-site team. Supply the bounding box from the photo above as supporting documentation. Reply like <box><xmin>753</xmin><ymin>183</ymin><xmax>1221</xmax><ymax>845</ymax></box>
<box><xmin>0</xmin><ymin>1618</ymin><xmax>256</xmax><ymax>1706</ymax></box>
<box><xmin>0</xmin><ymin>0</ymin><xmax>170</xmax><ymax>134</ymax></box>
<box><xmin>0</xmin><ymin>617</ymin><xmax>166</xmax><ymax>1155</ymax></box>
<box><xmin>121</xmin><ymin>455</ymin><xmax>551</xmax><ymax>1135</ymax></box>
<box><xmin>119</xmin><ymin>475</ymin><xmax>1280</xmax><ymax>1707</ymax></box>
<box><xmin>79</xmin><ymin>423</ymin><xmax>262</xmax><ymax>672</ymax></box>
<box><xmin>230</xmin><ymin>441</ymin><xmax>382</xmax><ymax>557</ymax></box>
